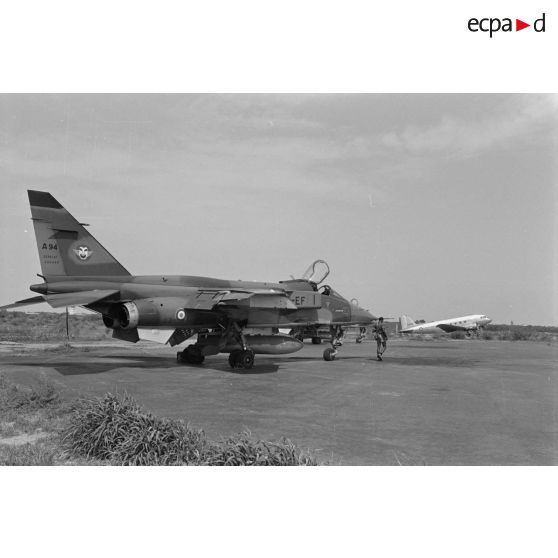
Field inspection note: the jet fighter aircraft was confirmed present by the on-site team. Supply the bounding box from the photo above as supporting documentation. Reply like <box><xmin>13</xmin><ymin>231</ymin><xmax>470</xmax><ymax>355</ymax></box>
<box><xmin>1</xmin><ymin>191</ymin><xmax>375</xmax><ymax>369</ymax></box>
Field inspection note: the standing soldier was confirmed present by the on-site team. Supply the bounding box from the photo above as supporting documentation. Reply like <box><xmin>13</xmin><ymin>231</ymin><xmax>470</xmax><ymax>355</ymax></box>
<box><xmin>374</xmin><ymin>317</ymin><xmax>388</xmax><ymax>361</ymax></box>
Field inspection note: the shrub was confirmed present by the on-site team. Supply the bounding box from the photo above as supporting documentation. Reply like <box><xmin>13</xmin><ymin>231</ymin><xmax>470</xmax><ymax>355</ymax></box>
<box><xmin>450</xmin><ymin>331</ymin><xmax>466</xmax><ymax>339</ymax></box>
<box><xmin>63</xmin><ymin>393</ymin><xmax>206</xmax><ymax>465</ymax></box>
<box><xmin>63</xmin><ymin>392</ymin><xmax>318</xmax><ymax>466</ymax></box>
<box><xmin>201</xmin><ymin>431</ymin><xmax>317</xmax><ymax>466</ymax></box>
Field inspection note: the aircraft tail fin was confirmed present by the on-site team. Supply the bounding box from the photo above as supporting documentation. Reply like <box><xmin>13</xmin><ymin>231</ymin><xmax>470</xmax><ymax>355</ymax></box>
<box><xmin>28</xmin><ymin>190</ymin><xmax>130</xmax><ymax>278</ymax></box>
<box><xmin>400</xmin><ymin>315</ymin><xmax>417</xmax><ymax>329</ymax></box>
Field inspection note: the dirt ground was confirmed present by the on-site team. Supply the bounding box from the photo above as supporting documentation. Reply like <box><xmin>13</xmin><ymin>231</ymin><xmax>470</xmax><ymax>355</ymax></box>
<box><xmin>0</xmin><ymin>337</ymin><xmax>556</xmax><ymax>465</ymax></box>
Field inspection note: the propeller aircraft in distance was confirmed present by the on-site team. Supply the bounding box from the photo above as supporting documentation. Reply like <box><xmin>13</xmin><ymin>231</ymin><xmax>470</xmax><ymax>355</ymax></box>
<box><xmin>1</xmin><ymin>191</ymin><xmax>375</xmax><ymax>370</ymax></box>
<box><xmin>399</xmin><ymin>314</ymin><xmax>492</xmax><ymax>336</ymax></box>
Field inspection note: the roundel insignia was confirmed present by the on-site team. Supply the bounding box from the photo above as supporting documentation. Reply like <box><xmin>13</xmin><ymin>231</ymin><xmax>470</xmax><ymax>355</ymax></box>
<box><xmin>176</xmin><ymin>309</ymin><xmax>186</xmax><ymax>320</ymax></box>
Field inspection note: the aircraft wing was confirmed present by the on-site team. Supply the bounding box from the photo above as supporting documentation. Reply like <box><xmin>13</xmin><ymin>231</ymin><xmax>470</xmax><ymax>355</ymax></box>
<box><xmin>0</xmin><ymin>295</ymin><xmax>47</xmax><ymax>310</ymax></box>
<box><xmin>0</xmin><ymin>290</ymin><xmax>120</xmax><ymax>311</ymax></box>
<box><xmin>191</xmin><ymin>289</ymin><xmax>298</xmax><ymax>311</ymax></box>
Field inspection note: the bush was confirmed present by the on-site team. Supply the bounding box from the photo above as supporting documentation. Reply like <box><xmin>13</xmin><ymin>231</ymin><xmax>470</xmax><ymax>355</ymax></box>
<box><xmin>202</xmin><ymin>432</ymin><xmax>317</xmax><ymax>466</ymax></box>
<box><xmin>63</xmin><ymin>393</ymin><xmax>317</xmax><ymax>466</ymax></box>
<box><xmin>0</xmin><ymin>374</ymin><xmax>60</xmax><ymax>412</ymax></box>
<box><xmin>63</xmin><ymin>393</ymin><xmax>206</xmax><ymax>465</ymax></box>
<box><xmin>484</xmin><ymin>324</ymin><xmax>558</xmax><ymax>342</ymax></box>
<box><xmin>450</xmin><ymin>331</ymin><xmax>466</xmax><ymax>339</ymax></box>
<box><xmin>0</xmin><ymin>310</ymin><xmax>112</xmax><ymax>342</ymax></box>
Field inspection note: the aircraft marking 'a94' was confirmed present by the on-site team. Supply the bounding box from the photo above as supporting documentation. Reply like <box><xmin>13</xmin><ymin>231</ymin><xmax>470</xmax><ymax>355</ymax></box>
<box><xmin>1</xmin><ymin>191</ymin><xmax>375</xmax><ymax>370</ymax></box>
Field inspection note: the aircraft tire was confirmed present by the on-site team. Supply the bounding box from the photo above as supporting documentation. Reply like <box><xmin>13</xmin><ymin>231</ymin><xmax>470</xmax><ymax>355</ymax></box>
<box><xmin>323</xmin><ymin>348</ymin><xmax>336</xmax><ymax>361</ymax></box>
<box><xmin>311</xmin><ymin>337</ymin><xmax>322</xmax><ymax>345</ymax></box>
<box><xmin>239</xmin><ymin>350</ymin><xmax>255</xmax><ymax>369</ymax></box>
<box><xmin>186</xmin><ymin>345</ymin><xmax>205</xmax><ymax>365</ymax></box>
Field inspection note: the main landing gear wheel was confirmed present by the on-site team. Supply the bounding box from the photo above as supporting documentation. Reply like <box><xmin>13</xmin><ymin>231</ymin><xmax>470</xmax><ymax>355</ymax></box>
<box><xmin>228</xmin><ymin>349</ymin><xmax>255</xmax><ymax>370</ymax></box>
<box><xmin>177</xmin><ymin>345</ymin><xmax>205</xmax><ymax>365</ymax></box>
<box><xmin>323</xmin><ymin>347</ymin><xmax>337</xmax><ymax>361</ymax></box>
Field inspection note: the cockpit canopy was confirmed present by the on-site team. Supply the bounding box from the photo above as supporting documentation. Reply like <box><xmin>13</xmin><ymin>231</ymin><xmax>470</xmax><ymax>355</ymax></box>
<box><xmin>301</xmin><ymin>259</ymin><xmax>330</xmax><ymax>285</ymax></box>
<box><xmin>279</xmin><ymin>260</ymin><xmax>335</xmax><ymax>293</ymax></box>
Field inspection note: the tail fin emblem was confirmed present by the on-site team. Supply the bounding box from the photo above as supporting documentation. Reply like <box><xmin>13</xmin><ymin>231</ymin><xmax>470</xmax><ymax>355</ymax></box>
<box><xmin>73</xmin><ymin>246</ymin><xmax>93</xmax><ymax>261</ymax></box>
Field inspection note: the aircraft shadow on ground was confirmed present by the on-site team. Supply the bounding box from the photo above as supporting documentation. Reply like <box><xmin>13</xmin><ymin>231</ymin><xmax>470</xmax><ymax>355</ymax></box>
<box><xmin>107</xmin><ymin>354</ymin><xmax>280</xmax><ymax>374</ymax></box>
<box><xmin>2</xmin><ymin>354</ymin><xmax>279</xmax><ymax>376</ymax></box>
<box><xmin>2</xmin><ymin>355</ymin><xmax>177</xmax><ymax>376</ymax></box>
<box><xmin>1</xmin><ymin>353</ymin><xmax>475</xmax><ymax>374</ymax></box>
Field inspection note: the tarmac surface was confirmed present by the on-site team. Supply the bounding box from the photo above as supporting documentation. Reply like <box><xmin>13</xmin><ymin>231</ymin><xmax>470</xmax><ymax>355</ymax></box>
<box><xmin>0</xmin><ymin>338</ymin><xmax>556</xmax><ymax>465</ymax></box>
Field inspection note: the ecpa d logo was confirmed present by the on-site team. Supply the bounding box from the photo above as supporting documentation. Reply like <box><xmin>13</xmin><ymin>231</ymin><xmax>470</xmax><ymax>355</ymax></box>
<box><xmin>468</xmin><ymin>13</ymin><xmax>546</xmax><ymax>37</ymax></box>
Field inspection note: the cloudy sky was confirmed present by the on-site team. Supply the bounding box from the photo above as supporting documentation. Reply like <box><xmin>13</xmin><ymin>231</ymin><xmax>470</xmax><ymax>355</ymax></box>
<box><xmin>0</xmin><ymin>94</ymin><xmax>556</xmax><ymax>325</ymax></box>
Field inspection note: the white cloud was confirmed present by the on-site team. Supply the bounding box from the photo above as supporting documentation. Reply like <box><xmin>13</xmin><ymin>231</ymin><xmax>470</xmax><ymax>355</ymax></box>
<box><xmin>379</xmin><ymin>95</ymin><xmax>557</xmax><ymax>158</ymax></box>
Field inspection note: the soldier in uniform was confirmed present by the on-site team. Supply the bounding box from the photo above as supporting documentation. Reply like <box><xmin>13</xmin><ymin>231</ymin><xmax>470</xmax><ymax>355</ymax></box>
<box><xmin>374</xmin><ymin>317</ymin><xmax>388</xmax><ymax>361</ymax></box>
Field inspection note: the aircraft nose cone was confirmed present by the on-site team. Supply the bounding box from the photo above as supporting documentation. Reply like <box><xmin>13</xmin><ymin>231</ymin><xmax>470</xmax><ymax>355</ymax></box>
<box><xmin>353</xmin><ymin>307</ymin><xmax>375</xmax><ymax>324</ymax></box>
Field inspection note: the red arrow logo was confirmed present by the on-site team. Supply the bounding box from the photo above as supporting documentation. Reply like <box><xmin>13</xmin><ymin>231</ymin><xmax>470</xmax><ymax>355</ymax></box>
<box><xmin>516</xmin><ymin>19</ymin><xmax>530</xmax><ymax>31</ymax></box>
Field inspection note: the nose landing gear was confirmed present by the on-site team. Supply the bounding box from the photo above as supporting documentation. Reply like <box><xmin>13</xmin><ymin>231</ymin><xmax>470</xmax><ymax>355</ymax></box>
<box><xmin>323</xmin><ymin>326</ymin><xmax>344</xmax><ymax>361</ymax></box>
<box><xmin>323</xmin><ymin>347</ymin><xmax>337</xmax><ymax>361</ymax></box>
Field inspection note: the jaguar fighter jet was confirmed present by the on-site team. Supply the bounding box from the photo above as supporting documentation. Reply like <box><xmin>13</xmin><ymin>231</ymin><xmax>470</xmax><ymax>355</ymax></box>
<box><xmin>1</xmin><ymin>191</ymin><xmax>374</xmax><ymax>369</ymax></box>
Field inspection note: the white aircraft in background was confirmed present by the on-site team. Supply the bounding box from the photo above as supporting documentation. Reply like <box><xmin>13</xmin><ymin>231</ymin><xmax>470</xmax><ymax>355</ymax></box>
<box><xmin>400</xmin><ymin>314</ymin><xmax>492</xmax><ymax>336</ymax></box>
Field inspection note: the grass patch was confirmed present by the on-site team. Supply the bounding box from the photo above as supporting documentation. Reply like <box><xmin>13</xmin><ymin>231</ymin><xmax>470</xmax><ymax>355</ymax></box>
<box><xmin>0</xmin><ymin>439</ymin><xmax>58</xmax><ymax>466</ymax></box>
<box><xmin>63</xmin><ymin>392</ymin><xmax>317</xmax><ymax>466</ymax></box>
<box><xmin>1</xmin><ymin>375</ymin><xmax>319</xmax><ymax>466</ymax></box>
<box><xmin>0</xmin><ymin>374</ymin><xmax>61</xmax><ymax>413</ymax></box>
<box><xmin>202</xmin><ymin>432</ymin><xmax>317</xmax><ymax>466</ymax></box>
<box><xmin>0</xmin><ymin>374</ymin><xmax>71</xmax><ymax>465</ymax></box>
